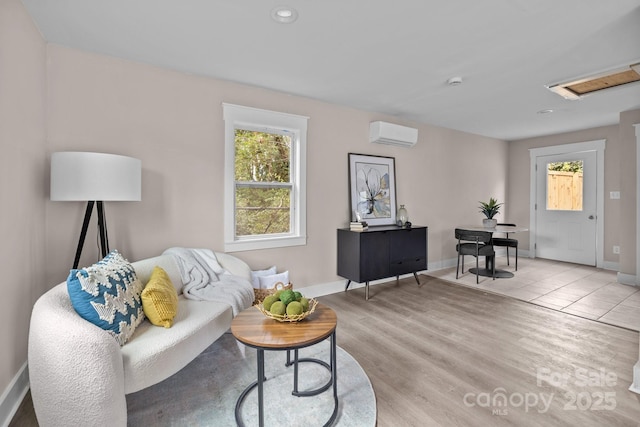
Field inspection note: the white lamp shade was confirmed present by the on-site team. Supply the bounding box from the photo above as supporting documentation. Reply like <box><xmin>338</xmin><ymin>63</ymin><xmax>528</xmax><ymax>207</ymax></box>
<box><xmin>51</xmin><ymin>152</ymin><xmax>141</xmax><ymax>201</ymax></box>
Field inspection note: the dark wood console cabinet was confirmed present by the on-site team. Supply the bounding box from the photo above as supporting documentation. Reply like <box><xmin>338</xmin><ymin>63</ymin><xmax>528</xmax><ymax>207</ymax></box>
<box><xmin>337</xmin><ymin>225</ymin><xmax>428</xmax><ymax>299</ymax></box>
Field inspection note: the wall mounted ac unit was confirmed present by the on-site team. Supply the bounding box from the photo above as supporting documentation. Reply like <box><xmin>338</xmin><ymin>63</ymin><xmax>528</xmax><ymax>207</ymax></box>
<box><xmin>369</xmin><ymin>121</ymin><xmax>418</xmax><ymax>148</ymax></box>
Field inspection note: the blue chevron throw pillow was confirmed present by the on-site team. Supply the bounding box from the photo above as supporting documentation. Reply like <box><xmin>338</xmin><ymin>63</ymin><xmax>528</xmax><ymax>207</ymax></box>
<box><xmin>67</xmin><ymin>250</ymin><xmax>145</xmax><ymax>346</ymax></box>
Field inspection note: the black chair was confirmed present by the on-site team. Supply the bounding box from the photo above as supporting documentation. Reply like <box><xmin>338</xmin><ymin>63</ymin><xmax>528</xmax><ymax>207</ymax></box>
<box><xmin>491</xmin><ymin>223</ymin><xmax>518</xmax><ymax>270</ymax></box>
<box><xmin>455</xmin><ymin>228</ymin><xmax>495</xmax><ymax>284</ymax></box>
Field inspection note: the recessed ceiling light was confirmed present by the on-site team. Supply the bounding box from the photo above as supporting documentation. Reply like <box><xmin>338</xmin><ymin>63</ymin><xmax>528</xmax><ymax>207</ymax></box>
<box><xmin>537</xmin><ymin>109</ymin><xmax>554</xmax><ymax>114</ymax></box>
<box><xmin>271</xmin><ymin>6</ymin><xmax>298</xmax><ymax>24</ymax></box>
<box><xmin>447</xmin><ymin>76</ymin><xmax>463</xmax><ymax>86</ymax></box>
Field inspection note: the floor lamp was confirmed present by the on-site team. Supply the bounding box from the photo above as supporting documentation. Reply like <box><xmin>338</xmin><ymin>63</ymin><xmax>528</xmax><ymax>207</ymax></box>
<box><xmin>51</xmin><ymin>152</ymin><xmax>142</xmax><ymax>269</ymax></box>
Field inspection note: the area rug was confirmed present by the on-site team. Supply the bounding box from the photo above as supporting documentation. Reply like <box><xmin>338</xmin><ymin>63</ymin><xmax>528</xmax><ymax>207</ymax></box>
<box><xmin>126</xmin><ymin>332</ymin><xmax>376</xmax><ymax>426</ymax></box>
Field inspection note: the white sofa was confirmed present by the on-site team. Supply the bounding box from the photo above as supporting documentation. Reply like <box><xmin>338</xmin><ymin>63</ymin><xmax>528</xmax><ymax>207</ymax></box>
<box><xmin>28</xmin><ymin>252</ymin><xmax>253</xmax><ymax>427</ymax></box>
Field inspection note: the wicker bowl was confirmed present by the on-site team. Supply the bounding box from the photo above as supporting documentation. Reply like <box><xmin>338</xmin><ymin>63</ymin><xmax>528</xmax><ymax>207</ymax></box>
<box><xmin>256</xmin><ymin>298</ymin><xmax>318</xmax><ymax>322</ymax></box>
<box><xmin>253</xmin><ymin>282</ymin><xmax>293</xmax><ymax>306</ymax></box>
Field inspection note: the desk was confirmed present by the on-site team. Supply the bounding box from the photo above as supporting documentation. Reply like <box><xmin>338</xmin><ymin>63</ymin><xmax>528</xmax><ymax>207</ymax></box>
<box><xmin>456</xmin><ymin>225</ymin><xmax>528</xmax><ymax>278</ymax></box>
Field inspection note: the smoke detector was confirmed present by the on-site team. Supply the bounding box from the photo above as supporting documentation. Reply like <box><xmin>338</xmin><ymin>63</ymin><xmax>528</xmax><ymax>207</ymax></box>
<box><xmin>447</xmin><ymin>77</ymin><xmax>463</xmax><ymax>86</ymax></box>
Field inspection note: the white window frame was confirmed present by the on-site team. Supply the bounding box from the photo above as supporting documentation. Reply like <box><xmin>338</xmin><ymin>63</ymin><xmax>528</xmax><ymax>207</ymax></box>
<box><xmin>223</xmin><ymin>103</ymin><xmax>308</xmax><ymax>252</ymax></box>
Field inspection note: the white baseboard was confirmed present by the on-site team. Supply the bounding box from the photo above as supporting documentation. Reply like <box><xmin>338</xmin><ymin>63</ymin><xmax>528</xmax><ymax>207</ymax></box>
<box><xmin>630</xmin><ymin>361</ymin><xmax>640</xmax><ymax>395</ymax></box>
<box><xmin>617</xmin><ymin>272</ymin><xmax>639</xmax><ymax>287</ymax></box>
<box><xmin>301</xmin><ymin>279</ymin><xmax>349</xmax><ymax>298</ymax></box>
<box><xmin>0</xmin><ymin>362</ymin><xmax>29</xmax><ymax>427</ymax></box>
<box><xmin>301</xmin><ymin>272</ymin><xmax>430</xmax><ymax>299</ymax></box>
<box><xmin>425</xmin><ymin>258</ymin><xmax>457</xmax><ymax>271</ymax></box>
<box><xmin>425</xmin><ymin>250</ymin><xmax>533</xmax><ymax>273</ymax></box>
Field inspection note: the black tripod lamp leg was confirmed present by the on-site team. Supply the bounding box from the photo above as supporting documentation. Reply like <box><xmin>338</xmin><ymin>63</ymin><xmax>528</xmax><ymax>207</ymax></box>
<box><xmin>73</xmin><ymin>201</ymin><xmax>95</xmax><ymax>270</ymax></box>
<box><xmin>96</xmin><ymin>201</ymin><xmax>109</xmax><ymax>258</ymax></box>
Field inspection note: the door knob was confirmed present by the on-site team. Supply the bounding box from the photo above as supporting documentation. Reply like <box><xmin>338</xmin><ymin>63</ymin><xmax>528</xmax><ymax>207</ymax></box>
<box><xmin>588</xmin><ymin>215</ymin><xmax>595</xmax><ymax>220</ymax></box>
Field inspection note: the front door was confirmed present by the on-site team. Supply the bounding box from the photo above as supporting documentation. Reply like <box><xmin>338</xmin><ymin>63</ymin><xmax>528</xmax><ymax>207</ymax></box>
<box><xmin>535</xmin><ymin>150</ymin><xmax>597</xmax><ymax>265</ymax></box>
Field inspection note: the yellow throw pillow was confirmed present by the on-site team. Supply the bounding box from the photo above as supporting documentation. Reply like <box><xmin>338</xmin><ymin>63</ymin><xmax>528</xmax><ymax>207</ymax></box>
<box><xmin>141</xmin><ymin>266</ymin><xmax>178</xmax><ymax>328</ymax></box>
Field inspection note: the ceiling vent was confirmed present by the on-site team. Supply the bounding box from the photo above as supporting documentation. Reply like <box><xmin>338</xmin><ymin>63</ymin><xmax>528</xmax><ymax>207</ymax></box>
<box><xmin>547</xmin><ymin>62</ymin><xmax>640</xmax><ymax>100</ymax></box>
<box><xmin>369</xmin><ymin>121</ymin><xmax>418</xmax><ymax>148</ymax></box>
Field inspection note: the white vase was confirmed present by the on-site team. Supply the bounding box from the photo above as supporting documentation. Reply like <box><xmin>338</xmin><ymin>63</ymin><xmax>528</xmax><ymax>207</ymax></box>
<box><xmin>397</xmin><ymin>205</ymin><xmax>408</xmax><ymax>226</ymax></box>
<box><xmin>483</xmin><ymin>218</ymin><xmax>497</xmax><ymax>228</ymax></box>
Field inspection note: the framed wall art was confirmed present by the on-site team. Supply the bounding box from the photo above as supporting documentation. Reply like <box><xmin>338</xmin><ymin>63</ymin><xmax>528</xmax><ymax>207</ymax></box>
<box><xmin>348</xmin><ymin>153</ymin><xmax>397</xmax><ymax>226</ymax></box>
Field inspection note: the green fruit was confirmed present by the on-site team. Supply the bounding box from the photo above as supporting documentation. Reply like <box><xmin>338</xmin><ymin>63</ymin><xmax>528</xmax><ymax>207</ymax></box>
<box><xmin>293</xmin><ymin>291</ymin><xmax>303</xmax><ymax>301</ymax></box>
<box><xmin>269</xmin><ymin>301</ymin><xmax>286</xmax><ymax>315</ymax></box>
<box><xmin>280</xmin><ymin>289</ymin><xmax>296</xmax><ymax>306</ymax></box>
<box><xmin>273</xmin><ymin>290</ymin><xmax>283</xmax><ymax>299</ymax></box>
<box><xmin>299</xmin><ymin>297</ymin><xmax>309</xmax><ymax>312</ymax></box>
<box><xmin>286</xmin><ymin>301</ymin><xmax>303</xmax><ymax>316</ymax></box>
<box><xmin>262</xmin><ymin>295</ymin><xmax>278</xmax><ymax>311</ymax></box>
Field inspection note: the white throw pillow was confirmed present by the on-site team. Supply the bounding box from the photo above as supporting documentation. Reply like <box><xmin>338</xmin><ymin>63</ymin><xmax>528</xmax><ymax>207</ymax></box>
<box><xmin>251</xmin><ymin>266</ymin><xmax>277</xmax><ymax>288</ymax></box>
<box><xmin>258</xmin><ymin>271</ymin><xmax>289</xmax><ymax>289</ymax></box>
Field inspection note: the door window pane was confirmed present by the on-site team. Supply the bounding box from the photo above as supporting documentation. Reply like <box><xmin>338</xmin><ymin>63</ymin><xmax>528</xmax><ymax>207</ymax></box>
<box><xmin>546</xmin><ymin>160</ymin><xmax>583</xmax><ymax>211</ymax></box>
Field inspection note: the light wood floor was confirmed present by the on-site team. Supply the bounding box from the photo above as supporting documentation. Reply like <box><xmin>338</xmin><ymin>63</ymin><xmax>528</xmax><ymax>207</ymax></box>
<box><xmin>11</xmin><ymin>275</ymin><xmax>640</xmax><ymax>426</ymax></box>
<box><xmin>318</xmin><ymin>275</ymin><xmax>640</xmax><ymax>427</ymax></box>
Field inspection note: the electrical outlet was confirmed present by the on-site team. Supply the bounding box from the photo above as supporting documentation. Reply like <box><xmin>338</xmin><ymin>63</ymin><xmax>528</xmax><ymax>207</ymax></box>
<box><xmin>610</xmin><ymin>191</ymin><xmax>620</xmax><ymax>199</ymax></box>
<box><xmin>613</xmin><ymin>246</ymin><xmax>620</xmax><ymax>254</ymax></box>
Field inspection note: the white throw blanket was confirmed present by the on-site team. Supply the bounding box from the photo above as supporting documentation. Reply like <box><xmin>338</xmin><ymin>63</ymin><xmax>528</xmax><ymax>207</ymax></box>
<box><xmin>163</xmin><ymin>247</ymin><xmax>254</xmax><ymax>316</ymax></box>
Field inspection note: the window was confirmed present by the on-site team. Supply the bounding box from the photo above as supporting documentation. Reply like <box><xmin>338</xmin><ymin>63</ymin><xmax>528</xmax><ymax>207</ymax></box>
<box><xmin>546</xmin><ymin>160</ymin><xmax>583</xmax><ymax>211</ymax></box>
<box><xmin>223</xmin><ymin>104</ymin><xmax>308</xmax><ymax>252</ymax></box>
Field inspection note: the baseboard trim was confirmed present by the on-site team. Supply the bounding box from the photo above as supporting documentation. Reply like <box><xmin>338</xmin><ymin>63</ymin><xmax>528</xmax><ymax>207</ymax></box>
<box><xmin>0</xmin><ymin>362</ymin><xmax>29</xmax><ymax>427</ymax></box>
<box><xmin>630</xmin><ymin>361</ymin><xmax>640</xmax><ymax>395</ymax></box>
<box><xmin>617</xmin><ymin>272</ymin><xmax>639</xmax><ymax>287</ymax></box>
<box><xmin>601</xmin><ymin>261</ymin><xmax>620</xmax><ymax>272</ymax></box>
<box><xmin>301</xmin><ymin>272</ymin><xmax>429</xmax><ymax>299</ymax></box>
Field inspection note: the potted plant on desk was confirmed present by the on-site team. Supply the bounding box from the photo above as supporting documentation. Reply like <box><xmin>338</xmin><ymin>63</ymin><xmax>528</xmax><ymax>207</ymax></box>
<box><xmin>479</xmin><ymin>197</ymin><xmax>502</xmax><ymax>228</ymax></box>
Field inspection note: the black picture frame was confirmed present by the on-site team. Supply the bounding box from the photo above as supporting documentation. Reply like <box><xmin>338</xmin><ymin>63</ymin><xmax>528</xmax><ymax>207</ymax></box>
<box><xmin>348</xmin><ymin>153</ymin><xmax>397</xmax><ymax>226</ymax></box>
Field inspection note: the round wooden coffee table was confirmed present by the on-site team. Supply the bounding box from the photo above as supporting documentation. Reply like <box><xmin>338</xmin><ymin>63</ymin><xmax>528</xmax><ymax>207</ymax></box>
<box><xmin>231</xmin><ymin>303</ymin><xmax>338</xmax><ymax>427</ymax></box>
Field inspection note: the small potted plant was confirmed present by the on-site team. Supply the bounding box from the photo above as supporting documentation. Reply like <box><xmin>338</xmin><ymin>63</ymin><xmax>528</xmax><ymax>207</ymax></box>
<box><xmin>479</xmin><ymin>197</ymin><xmax>502</xmax><ymax>228</ymax></box>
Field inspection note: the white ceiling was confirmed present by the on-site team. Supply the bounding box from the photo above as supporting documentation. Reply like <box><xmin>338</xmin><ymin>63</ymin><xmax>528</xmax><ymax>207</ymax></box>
<box><xmin>20</xmin><ymin>0</ymin><xmax>640</xmax><ymax>141</ymax></box>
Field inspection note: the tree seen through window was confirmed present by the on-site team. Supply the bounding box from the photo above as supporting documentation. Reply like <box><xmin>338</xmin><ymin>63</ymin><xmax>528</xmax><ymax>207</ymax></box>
<box><xmin>234</xmin><ymin>130</ymin><xmax>292</xmax><ymax>236</ymax></box>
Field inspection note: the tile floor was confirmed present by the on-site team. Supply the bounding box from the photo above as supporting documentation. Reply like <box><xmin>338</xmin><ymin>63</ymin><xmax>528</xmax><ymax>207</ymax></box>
<box><xmin>428</xmin><ymin>255</ymin><xmax>640</xmax><ymax>332</ymax></box>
